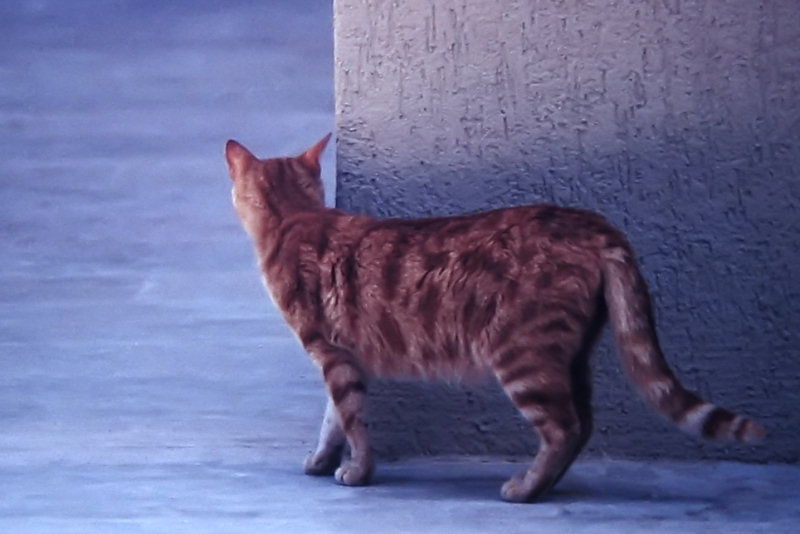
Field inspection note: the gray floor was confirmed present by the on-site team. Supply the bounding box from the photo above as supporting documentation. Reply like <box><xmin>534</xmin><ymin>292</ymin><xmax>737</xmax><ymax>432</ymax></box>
<box><xmin>1</xmin><ymin>1</ymin><xmax>798</xmax><ymax>532</ymax></box>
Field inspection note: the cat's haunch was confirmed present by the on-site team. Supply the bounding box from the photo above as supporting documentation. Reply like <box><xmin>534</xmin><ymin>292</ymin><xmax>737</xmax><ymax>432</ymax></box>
<box><xmin>225</xmin><ymin>136</ymin><xmax>764</xmax><ymax>503</ymax></box>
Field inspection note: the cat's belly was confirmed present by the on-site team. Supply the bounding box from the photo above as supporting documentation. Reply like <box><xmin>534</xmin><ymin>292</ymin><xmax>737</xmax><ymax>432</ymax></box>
<box><xmin>356</xmin><ymin>342</ymin><xmax>494</xmax><ymax>384</ymax></box>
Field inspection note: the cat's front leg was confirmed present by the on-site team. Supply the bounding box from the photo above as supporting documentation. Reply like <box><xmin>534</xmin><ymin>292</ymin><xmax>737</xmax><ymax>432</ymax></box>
<box><xmin>308</xmin><ymin>342</ymin><xmax>373</xmax><ymax>486</ymax></box>
<box><xmin>304</xmin><ymin>396</ymin><xmax>346</xmax><ymax>476</ymax></box>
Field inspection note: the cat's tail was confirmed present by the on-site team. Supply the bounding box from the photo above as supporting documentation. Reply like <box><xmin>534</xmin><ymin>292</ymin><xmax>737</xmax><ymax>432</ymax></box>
<box><xmin>601</xmin><ymin>245</ymin><xmax>765</xmax><ymax>444</ymax></box>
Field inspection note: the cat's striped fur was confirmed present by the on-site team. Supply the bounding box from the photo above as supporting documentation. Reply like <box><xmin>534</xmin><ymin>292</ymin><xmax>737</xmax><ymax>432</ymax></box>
<box><xmin>225</xmin><ymin>135</ymin><xmax>764</xmax><ymax>502</ymax></box>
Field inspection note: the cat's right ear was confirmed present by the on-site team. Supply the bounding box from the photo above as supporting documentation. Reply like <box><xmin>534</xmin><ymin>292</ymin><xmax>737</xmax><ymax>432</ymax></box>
<box><xmin>299</xmin><ymin>133</ymin><xmax>332</xmax><ymax>171</ymax></box>
<box><xmin>225</xmin><ymin>139</ymin><xmax>257</xmax><ymax>181</ymax></box>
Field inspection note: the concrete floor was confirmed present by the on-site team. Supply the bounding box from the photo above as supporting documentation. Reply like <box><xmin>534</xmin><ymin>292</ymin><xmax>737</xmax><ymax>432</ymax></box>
<box><xmin>1</xmin><ymin>1</ymin><xmax>798</xmax><ymax>532</ymax></box>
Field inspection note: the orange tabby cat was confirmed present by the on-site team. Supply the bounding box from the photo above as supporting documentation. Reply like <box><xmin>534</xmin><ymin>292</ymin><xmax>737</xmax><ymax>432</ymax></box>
<box><xmin>224</xmin><ymin>135</ymin><xmax>764</xmax><ymax>502</ymax></box>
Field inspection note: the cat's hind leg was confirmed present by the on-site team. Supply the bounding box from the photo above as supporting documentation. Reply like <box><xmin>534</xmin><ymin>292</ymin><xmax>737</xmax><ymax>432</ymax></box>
<box><xmin>546</xmin><ymin>312</ymin><xmax>606</xmax><ymax>489</ymax></box>
<box><xmin>308</xmin><ymin>342</ymin><xmax>373</xmax><ymax>486</ymax></box>
<box><xmin>304</xmin><ymin>396</ymin><xmax>346</xmax><ymax>476</ymax></box>
<box><xmin>493</xmin><ymin>346</ymin><xmax>584</xmax><ymax>502</ymax></box>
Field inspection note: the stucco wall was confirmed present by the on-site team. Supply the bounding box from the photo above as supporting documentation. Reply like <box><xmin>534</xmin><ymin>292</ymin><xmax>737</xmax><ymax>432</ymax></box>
<box><xmin>334</xmin><ymin>0</ymin><xmax>799</xmax><ymax>462</ymax></box>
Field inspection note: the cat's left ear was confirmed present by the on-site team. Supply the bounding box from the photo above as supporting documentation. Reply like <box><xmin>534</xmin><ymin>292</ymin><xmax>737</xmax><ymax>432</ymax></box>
<box><xmin>299</xmin><ymin>133</ymin><xmax>332</xmax><ymax>171</ymax></box>
<box><xmin>225</xmin><ymin>139</ymin><xmax>257</xmax><ymax>181</ymax></box>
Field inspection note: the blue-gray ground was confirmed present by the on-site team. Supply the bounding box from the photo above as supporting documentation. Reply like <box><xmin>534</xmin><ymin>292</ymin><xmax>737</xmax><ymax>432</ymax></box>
<box><xmin>1</xmin><ymin>1</ymin><xmax>797</xmax><ymax>532</ymax></box>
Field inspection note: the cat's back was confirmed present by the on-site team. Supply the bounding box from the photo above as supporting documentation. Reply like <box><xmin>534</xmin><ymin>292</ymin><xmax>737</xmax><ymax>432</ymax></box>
<box><xmin>282</xmin><ymin>202</ymin><xmax>622</xmax><ymax>257</ymax></box>
<box><xmin>352</xmin><ymin>203</ymin><xmax>626</xmax><ymax>267</ymax></box>
<box><xmin>340</xmin><ymin>202</ymin><xmax>623</xmax><ymax>320</ymax></box>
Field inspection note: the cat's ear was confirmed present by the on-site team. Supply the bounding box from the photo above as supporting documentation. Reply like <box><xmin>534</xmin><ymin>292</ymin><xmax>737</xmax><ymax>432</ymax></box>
<box><xmin>298</xmin><ymin>133</ymin><xmax>332</xmax><ymax>171</ymax></box>
<box><xmin>225</xmin><ymin>139</ymin><xmax>257</xmax><ymax>181</ymax></box>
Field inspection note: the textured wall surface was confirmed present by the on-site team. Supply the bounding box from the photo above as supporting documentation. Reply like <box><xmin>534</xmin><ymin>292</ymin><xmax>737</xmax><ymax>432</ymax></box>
<box><xmin>334</xmin><ymin>0</ymin><xmax>799</xmax><ymax>462</ymax></box>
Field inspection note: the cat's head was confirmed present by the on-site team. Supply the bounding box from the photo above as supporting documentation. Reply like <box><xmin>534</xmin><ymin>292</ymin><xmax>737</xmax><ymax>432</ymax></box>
<box><xmin>224</xmin><ymin>135</ymin><xmax>331</xmax><ymax>233</ymax></box>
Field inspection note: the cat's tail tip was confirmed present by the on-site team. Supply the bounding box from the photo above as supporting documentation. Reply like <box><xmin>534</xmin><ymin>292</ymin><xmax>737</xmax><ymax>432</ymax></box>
<box><xmin>678</xmin><ymin>401</ymin><xmax>766</xmax><ymax>444</ymax></box>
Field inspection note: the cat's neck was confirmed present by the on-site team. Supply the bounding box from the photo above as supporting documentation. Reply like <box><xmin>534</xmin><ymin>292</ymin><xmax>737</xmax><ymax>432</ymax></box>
<box><xmin>249</xmin><ymin>204</ymin><xmax>324</xmax><ymax>267</ymax></box>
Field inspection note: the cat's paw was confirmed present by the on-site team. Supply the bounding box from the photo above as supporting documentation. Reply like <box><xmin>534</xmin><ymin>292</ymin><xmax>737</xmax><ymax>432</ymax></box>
<box><xmin>304</xmin><ymin>451</ymin><xmax>341</xmax><ymax>477</ymax></box>
<box><xmin>500</xmin><ymin>473</ymin><xmax>535</xmax><ymax>503</ymax></box>
<box><xmin>334</xmin><ymin>459</ymin><xmax>374</xmax><ymax>486</ymax></box>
